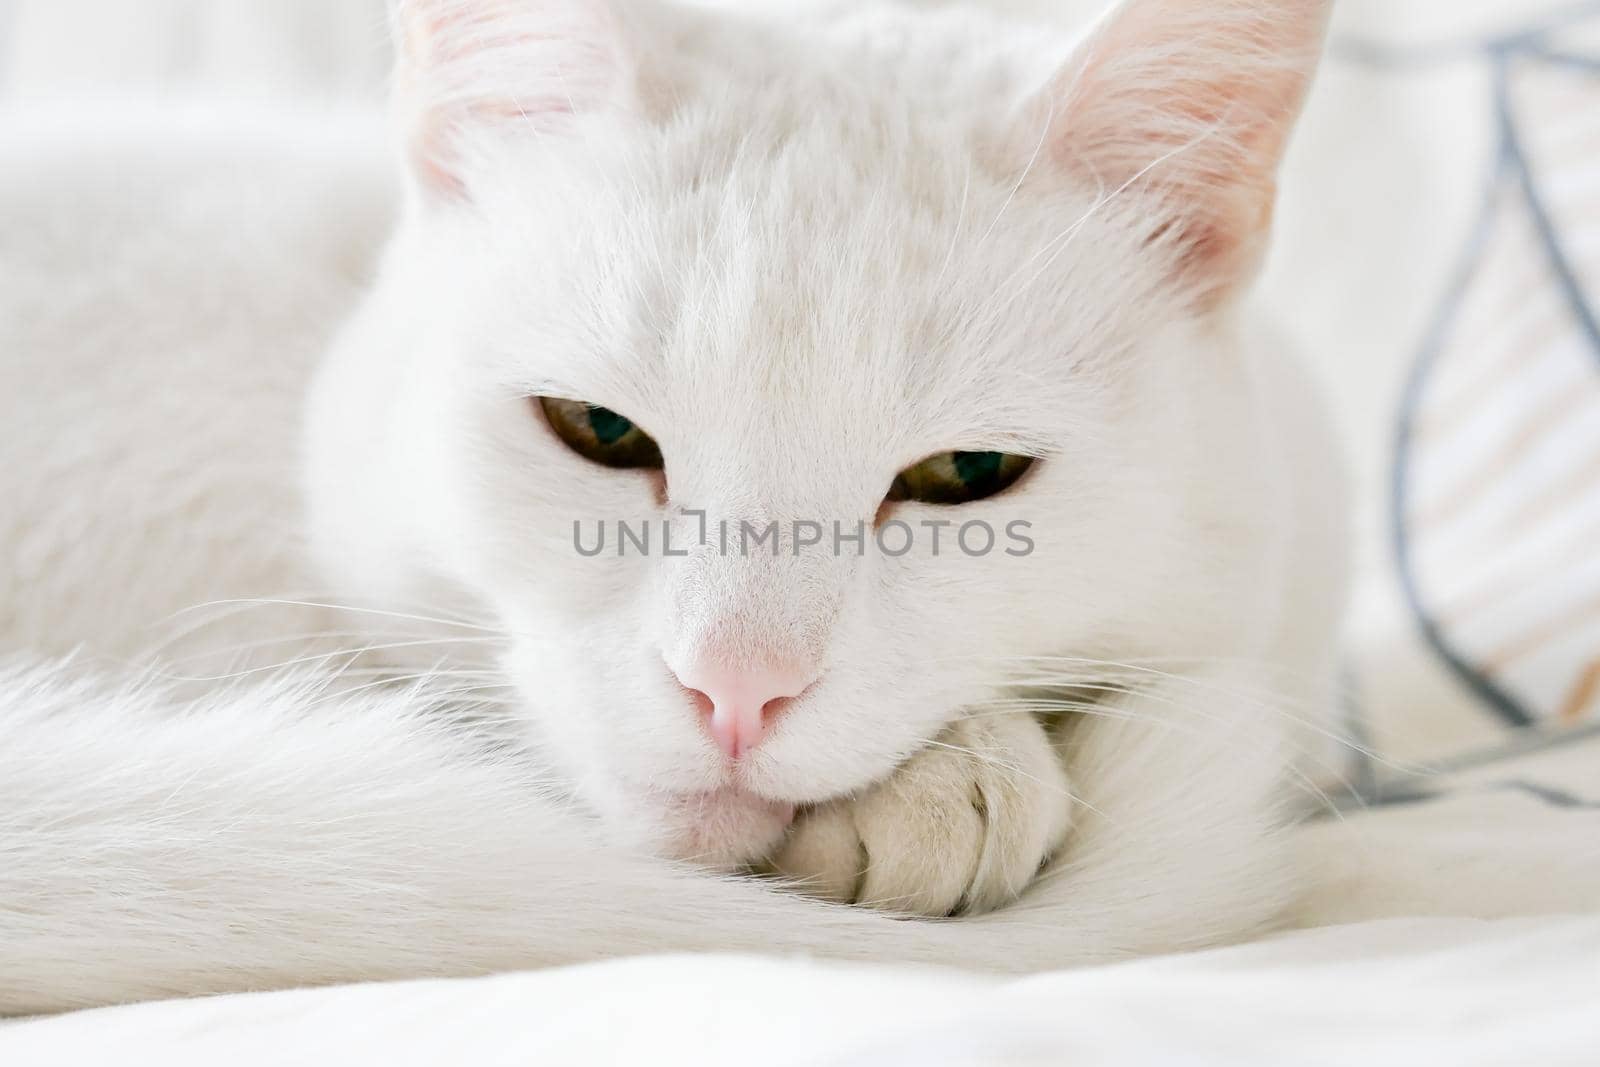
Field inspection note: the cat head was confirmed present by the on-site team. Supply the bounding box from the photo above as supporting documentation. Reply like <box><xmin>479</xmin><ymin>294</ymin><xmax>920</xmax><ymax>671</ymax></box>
<box><xmin>309</xmin><ymin>0</ymin><xmax>1330</xmax><ymax>865</ymax></box>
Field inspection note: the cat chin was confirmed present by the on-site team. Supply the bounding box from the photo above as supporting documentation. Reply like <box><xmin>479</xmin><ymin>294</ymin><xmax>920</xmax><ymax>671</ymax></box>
<box><xmin>641</xmin><ymin>786</ymin><xmax>796</xmax><ymax>870</ymax></box>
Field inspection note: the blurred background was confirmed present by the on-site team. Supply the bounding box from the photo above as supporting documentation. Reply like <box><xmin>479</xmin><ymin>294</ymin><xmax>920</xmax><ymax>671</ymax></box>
<box><xmin>2</xmin><ymin>0</ymin><xmax>1596</xmax><ymax>767</ymax></box>
<box><xmin>0</xmin><ymin>1</ymin><xmax>391</xmax><ymax>102</ymax></box>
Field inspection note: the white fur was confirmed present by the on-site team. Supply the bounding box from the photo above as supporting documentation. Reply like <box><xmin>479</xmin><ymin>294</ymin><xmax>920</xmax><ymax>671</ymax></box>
<box><xmin>0</xmin><ymin>0</ymin><xmax>1348</xmax><ymax>1014</ymax></box>
<box><xmin>0</xmin><ymin>654</ymin><xmax>1299</xmax><ymax>1015</ymax></box>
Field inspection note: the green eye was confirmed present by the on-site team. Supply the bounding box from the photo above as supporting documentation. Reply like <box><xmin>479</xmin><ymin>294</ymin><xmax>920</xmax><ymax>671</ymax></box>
<box><xmin>538</xmin><ymin>396</ymin><xmax>664</xmax><ymax>470</ymax></box>
<box><xmin>888</xmin><ymin>451</ymin><xmax>1034</xmax><ymax>505</ymax></box>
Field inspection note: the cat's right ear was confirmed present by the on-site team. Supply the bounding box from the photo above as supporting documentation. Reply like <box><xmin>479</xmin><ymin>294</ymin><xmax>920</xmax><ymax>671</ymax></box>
<box><xmin>391</xmin><ymin>0</ymin><xmax>636</xmax><ymax>201</ymax></box>
<box><xmin>1023</xmin><ymin>0</ymin><xmax>1331</xmax><ymax>308</ymax></box>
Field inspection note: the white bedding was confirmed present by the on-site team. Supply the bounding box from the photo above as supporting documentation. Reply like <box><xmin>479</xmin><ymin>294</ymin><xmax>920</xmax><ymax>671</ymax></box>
<box><xmin>3</xmin><ymin>0</ymin><xmax>1599</xmax><ymax>1060</ymax></box>
<box><xmin>3</xmin><ymin>728</ymin><xmax>1596</xmax><ymax>1064</ymax></box>
<box><xmin>5</xmin><ymin>920</ymin><xmax>1599</xmax><ymax>1065</ymax></box>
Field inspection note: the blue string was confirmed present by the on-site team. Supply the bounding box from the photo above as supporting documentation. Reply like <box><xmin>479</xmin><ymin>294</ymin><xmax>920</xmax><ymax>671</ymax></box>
<box><xmin>1382</xmin><ymin>16</ymin><xmax>1600</xmax><ymax>728</ymax></box>
<box><xmin>1500</xmin><ymin>56</ymin><xmax>1600</xmax><ymax>369</ymax></box>
<box><xmin>1389</xmin><ymin>132</ymin><xmax>1537</xmax><ymax>728</ymax></box>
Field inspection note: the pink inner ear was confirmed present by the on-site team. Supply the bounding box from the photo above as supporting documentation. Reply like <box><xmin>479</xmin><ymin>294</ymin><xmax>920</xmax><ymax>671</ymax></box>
<box><xmin>411</xmin><ymin>97</ymin><xmax>579</xmax><ymax>199</ymax></box>
<box><xmin>394</xmin><ymin>0</ymin><xmax>633</xmax><ymax>200</ymax></box>
<box><xmin>1041</xmin><ymin>0</ymin><xmax>1330</xmax><ymax>303</ymax></box>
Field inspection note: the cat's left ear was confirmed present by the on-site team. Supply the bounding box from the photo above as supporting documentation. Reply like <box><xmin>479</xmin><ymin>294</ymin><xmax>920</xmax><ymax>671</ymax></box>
<box><xmin>1026</xmin><ymin>0</ymin><xmax>1331</xmax><ymax>308</ymax></box>
<box><xmin>391</xmin><ymin>0</ymin><xmax>636</xmax><ymax>201</ymax></box>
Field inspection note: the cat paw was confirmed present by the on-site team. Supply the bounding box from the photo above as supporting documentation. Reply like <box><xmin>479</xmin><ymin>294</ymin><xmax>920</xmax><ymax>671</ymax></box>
<box><xmin>768</xmin><ymin>712</ymin><xmax>1072</xmax><ymax>916</ymax></box>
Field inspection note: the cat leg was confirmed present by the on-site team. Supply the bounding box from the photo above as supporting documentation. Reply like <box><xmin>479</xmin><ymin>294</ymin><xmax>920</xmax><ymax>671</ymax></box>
<box><xmin>769</xmin><ymin>662</ymin><xmax>1313</xmax><ymax>927</ymax></box>
<box><xmin>769</xmin><ymin>711</ymin><xmax>1072</xmax><ymax>916</ymax></box>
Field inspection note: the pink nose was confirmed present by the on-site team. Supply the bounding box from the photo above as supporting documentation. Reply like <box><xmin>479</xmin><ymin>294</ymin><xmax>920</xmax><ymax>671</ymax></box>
<box><xmin>671</xmin><ymin>658</ymin><xmax>817</xmax><ymax>760</ymax></box>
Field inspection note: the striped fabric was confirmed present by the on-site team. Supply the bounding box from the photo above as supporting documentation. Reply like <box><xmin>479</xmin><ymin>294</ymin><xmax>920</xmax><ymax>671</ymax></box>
<box><xmin>1393</xmin><ymin>22</ymin><xmax>1600</xmax><ymax>740</ymax></box>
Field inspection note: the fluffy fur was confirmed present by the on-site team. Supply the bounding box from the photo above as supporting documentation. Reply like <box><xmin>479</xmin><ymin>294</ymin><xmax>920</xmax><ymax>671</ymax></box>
<box><xmin>0</xmin><ymin>0</ymin><xmax>1348</xmax><ymax>1015</ymax></box>
<box><xmin>0</xmin><ymin>656</ymin><xmax>1303</xmax><ymax>1015</ymax></box>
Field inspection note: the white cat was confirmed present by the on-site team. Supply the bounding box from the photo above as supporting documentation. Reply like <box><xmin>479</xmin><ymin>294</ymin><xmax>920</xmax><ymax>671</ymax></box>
<box><xmin>0</xmin><ymin>0</ymin><xmax>1348</xmax><ymax>1013</ymax></box>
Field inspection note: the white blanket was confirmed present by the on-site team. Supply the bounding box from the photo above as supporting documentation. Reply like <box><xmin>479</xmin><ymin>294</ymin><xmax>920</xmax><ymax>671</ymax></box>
<box><xmin>6</xmin><ymin>920</ymin><xmax>1599</xmax><ymax>1065</ymax></box>
<box><xmin>3</xmin><ymin>729</ymin><xmax>1596</xmax><ymax>1064</ymax></box>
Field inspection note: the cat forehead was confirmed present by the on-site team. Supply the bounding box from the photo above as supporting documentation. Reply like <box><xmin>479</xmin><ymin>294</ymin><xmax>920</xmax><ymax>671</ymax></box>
<box><xmin>476</xmin><ymin>107</ymin><xmax>1141</xmax><ymax>386</ymax></box>
<box><xmin>471</xmin><ymin>160</ymin><xmax>1110</xmax><ymax>462</ymax></box>
<box><xmin>450</xmin><ymin>17</ymin><xmax>1167</xmax><ymax>450</ymax></box>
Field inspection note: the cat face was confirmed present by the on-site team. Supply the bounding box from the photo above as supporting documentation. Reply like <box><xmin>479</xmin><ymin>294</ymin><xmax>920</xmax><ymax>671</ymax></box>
<box><xmin>410</xmin><ymin>111</ymin><xmax>1174</xmax><ymax>865</ymax></box>
<box><xmin>313</xmin><ymin>0</ymin><xmax>1328</xmax><ymax>864</ymax></box>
